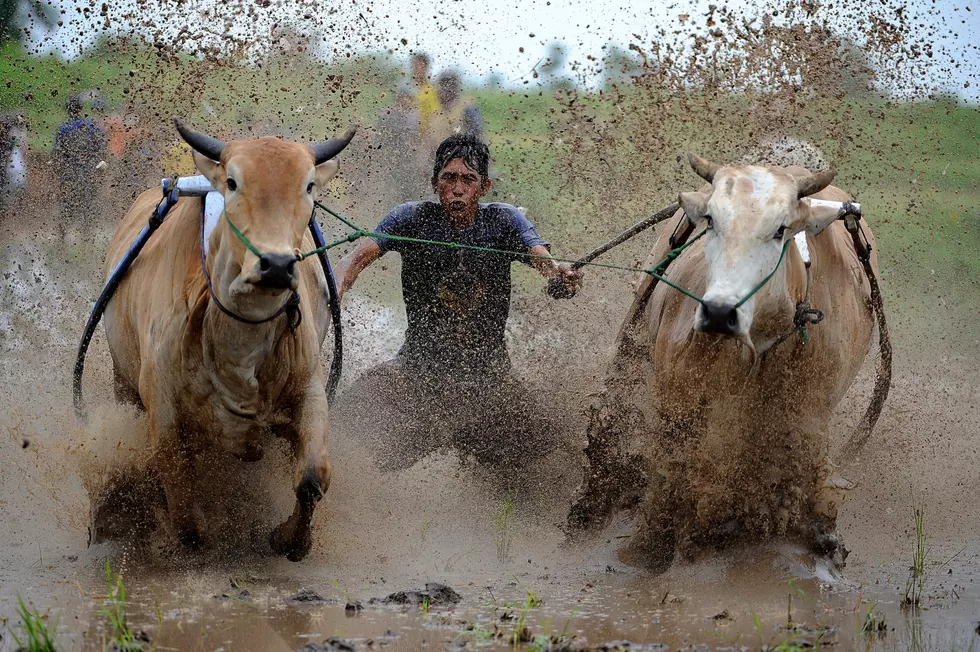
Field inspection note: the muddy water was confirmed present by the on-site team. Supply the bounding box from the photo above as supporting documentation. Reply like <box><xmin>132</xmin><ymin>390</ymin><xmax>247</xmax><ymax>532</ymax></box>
<box><xmin>3</xmin><ymin>134</ymin><xmax>980</xmax><ymax>652</ymax></box>
<box><xmin>2</xmin><ymin>210</ymin><xmax>979</xmax><ymax>652</ymax></box>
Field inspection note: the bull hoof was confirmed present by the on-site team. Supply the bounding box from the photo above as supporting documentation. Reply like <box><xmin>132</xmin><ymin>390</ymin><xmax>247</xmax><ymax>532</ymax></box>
<box><xmin>178</xmin><ymin>525</ymin><xmax>205</xmax><ymax>550</ymax></box>
<box><xmin>807</xmin><ymin>519</ymin><xmax>849</xmax><ymax>568</ymax></box>
<box><xmin>567</xmin><ymin>491</ymin><xmax>608</xmax><ymax>533</ymax></box>
<box><xmin>619</xmin><ymin>524</ymin><xmax>675</xmax><ymax>574</ymax></box>
<box><xmin>269</xmin><ymin>520</ymin><xmax>312</xmax><ymax>562</ymax></box>
<box><xmin>171</xmin><ymin>506</ymin><xmax>206</xmax><ymax>550</ymax></box>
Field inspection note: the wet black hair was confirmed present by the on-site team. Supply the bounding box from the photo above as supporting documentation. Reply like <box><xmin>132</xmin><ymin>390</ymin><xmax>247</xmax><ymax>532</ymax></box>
<box><xmin>432</xmin><ymin>134</ymin><xmax>490</xmax><ymax>183</ymax></box>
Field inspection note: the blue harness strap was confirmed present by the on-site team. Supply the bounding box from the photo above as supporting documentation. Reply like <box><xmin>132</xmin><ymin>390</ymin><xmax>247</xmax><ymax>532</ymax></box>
<box><xmin>309</xmin><ymin>215</ymin><xmax>343</xmax><ymax>400</ymax></box>
<box><xmin>73</xmin><ymin>182</ymin><xmax>180</xmax><ymax>420</ymax></box>
<box><xmin>73</xmin><ymin>178</ymin><xmax>347</xmax><ymax>421</ymax></box>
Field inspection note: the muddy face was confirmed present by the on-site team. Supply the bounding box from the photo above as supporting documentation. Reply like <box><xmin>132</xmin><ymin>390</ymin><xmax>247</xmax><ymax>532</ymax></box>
<box><xmin>678</xmin><ymin>158</ymin><xmax>839</xmax><ymax>349</ymax></box>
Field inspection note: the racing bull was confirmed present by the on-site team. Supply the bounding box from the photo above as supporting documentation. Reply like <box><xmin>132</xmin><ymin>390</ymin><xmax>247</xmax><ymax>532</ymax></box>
<box><xmin>100</xmin><ymin>120</ymin><xmax>353</xmax><ymax>560</ymax></box>
<box><xmin>570</xmin><ymin>153</ymin><xmax>885</xmax><ymax>571</ymax></box>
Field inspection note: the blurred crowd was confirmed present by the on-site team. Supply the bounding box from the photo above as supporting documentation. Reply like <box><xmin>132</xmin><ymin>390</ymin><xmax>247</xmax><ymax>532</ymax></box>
<box><xmin>0</xmin><ymin>52</ymin><xmax>484</xmax><ymax>239</ymax></box>
<box><xmin>374</xmin><ymin>53</ymin><xmax>484</xmax><ymax>203</ymax></box>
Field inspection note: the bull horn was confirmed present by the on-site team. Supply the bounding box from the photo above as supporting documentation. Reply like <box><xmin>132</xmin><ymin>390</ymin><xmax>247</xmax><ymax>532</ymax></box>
<box><xmin>312</xmin><ymin>126</ymin><xmax>357</xmax><ymax>165</ymax></box>
<box><xmin>688</xmin><ymin>152</ymin><xmax>721</xmax><ymax>183</ymax></box>
<box><xmin>173</xmin><ymin>117</ymin><xmax>226</xmax><ymax>162</ymax></box>
<box><xmin>796</xmin><ymin>168</ymin><xmax>837</xmax><ymax>198</ymax></box>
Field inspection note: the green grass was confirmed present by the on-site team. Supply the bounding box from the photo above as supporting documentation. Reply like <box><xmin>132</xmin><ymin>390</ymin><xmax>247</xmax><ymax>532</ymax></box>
<box><xmin>453</xmin><ymin>620</ymin><xmax>498</xmax><ymax>645</ymax></box>
<box><xmin>901</xmin><ymin>503</ymin><xmax>929</xmax><ymax>610</ymax></box>
<box><xmin>7</xmin><ymin>596</ymin><xmax>59</xmax><ymax>652</ymax></box>
<box><xmin>100</xmin><ymin>561</ymin><xmax>144</xmax><ymax>651</ymax></box>
<box><xmin>860</xmin><ymin>600</ymin><xmax>887</xmax><ymax>637</ymax></box>
<box><xmin>509</xmin><ymin>591</ymin><xmax>542</xmax><ymax>648</ymax></box>
<box><xmin>495</xmin><ymin>489</ymin><xmax>515</xmax><ymax>562</ymax></box>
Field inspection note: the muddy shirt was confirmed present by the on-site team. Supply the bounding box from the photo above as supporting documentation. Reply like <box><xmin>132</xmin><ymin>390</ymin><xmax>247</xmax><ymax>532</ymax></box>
<box><xmin>371</xmin><ymin>201</ymin><xmax>548</xmax><ymax>378</ymax></box>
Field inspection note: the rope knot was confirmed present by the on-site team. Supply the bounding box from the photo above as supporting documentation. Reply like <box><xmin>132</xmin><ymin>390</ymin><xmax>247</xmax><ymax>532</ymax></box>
<box><xmin>793</xmin><ymin>303</ymin><xmax>824</xmax><ymax>344</ymax></box>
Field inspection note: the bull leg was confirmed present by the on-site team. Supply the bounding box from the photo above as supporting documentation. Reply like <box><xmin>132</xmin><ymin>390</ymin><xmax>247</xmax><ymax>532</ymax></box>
<box><xmin>567</xmin><ymin>385</ymin><xmax>648</xmax><ymax>532</ymax></box>
<box><xmin>805</xmin><ymin>456</ymin><xmax>852</xmax><ymax>564</ymax></box>
<box><xmin>152</xmin><ymin>414</ymin><xmax>204</xmax><ymax>548</ymax></box>
<box><xmin>620</xmin><ymin>470</ymin><xmax>676</xmax><ymax>573</ymax></box>
<box><xmin>270</xmin><ymin>387</ymin><xmax>331</xmax><ymax>562</ymax></box>
<box><xmin>113</xmin><ymin>365</ymin><xmax>145</xmax><ymax>411</ymax></box>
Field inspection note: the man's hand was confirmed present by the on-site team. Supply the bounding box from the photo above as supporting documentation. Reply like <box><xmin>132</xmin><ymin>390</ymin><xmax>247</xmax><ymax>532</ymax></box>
<box><xmin>547</xmin><ymin>263</ymin><xmax>583</xmax><ymax>299</ymax></box>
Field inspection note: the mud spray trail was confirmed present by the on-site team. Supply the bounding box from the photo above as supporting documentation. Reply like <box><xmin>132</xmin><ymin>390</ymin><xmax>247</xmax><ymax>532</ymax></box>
<box><xmin>1</xmin><ymin>0</ymin><xmax>979</xmax><ymax>649</ymax></box>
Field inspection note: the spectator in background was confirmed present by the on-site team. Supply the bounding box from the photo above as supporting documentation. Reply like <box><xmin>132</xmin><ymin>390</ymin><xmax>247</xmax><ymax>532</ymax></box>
<box><xmin>411</xmin><ymin>53</ymin><xmax>440</xmax><ymax>135</ymax></box>
<box><xmin>104</xmin><ymin>106</ymin><xmax>145</xmax><ymax>199</ymax></box>
<box><xmin>161</xmin><ymin>138</ymin><xmax>197</xmax><ymax>177</ymax></box>
<box><xmin>52</xmin><ymin>95</ymin><xmax>108</xmax><ymax>237</ymax></box>
<box><xmin>424</xmin><ymin>71</ymin><xmax>484</xmax><ymax>162</ymax></box>
<box><xmin>0</xmin><ymin>114</ymin><xmax>28</xmax><ymax>212</ymax></box>
<box><xmin>377</xmin><ymin>81</ymin><xmax>423</xmax><ymax>202</ymax></box>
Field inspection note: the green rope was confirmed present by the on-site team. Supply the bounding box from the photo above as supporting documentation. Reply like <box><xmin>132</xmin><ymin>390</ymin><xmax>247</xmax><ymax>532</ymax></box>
<box><xmin>225</xmin><ymin>202</ymin><xmax>790</xmax><ymax>310</ymax></box>
<box><xmin>295</xmin><ymin>214</ymin><xmax>648</xmax><ymax>274</ymax></box>
<box><xmin>644</xmin><ymin>230</ymin><xmax>709</xmax><ymax>303</ymax></box>
<box><xmin>734</xmin><ymin>238</ymin><xmax>792</xmax><ymax>308</ymax></box>
<box><xmin>224</xmin><ymin>213</ymin><xmax>262</xmax><ymax>258</ymax></box>
<box><xmin>315</xmin><ymin>201</ymin><xmax>364</xmax><ymax>232</ymax></box>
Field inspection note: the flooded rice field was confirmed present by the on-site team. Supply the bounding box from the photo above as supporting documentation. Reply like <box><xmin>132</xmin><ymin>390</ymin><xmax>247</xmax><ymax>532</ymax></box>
<box><xmin>1</xmin><ymin>0</ymin><xmax>979</xmax><ymax>645</ymax></box>
<box><xmin>1</xmin><ymin>200</ymin><xmax>978</xmax><ymax>651</ymax></box>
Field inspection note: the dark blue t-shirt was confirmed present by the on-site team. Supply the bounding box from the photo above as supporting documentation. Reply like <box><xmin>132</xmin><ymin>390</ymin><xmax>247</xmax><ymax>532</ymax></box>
<box><xmin>372</xmin><ymin>201</ymin><xmax>548</xmax><ymax>376</ymax></box>
<box><xmin>54</xmin><ymin>118</ymin><xmax>106</xmax><ymax>162</ymax></box>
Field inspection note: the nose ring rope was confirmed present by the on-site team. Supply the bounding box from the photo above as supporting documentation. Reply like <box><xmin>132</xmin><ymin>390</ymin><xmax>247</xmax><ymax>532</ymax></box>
<box><xmin>201</xmin><ymin>207</ymin><xmax>302</xmax><ymax>330</ymax></box>
<box><xmin>644</xmin><ymin>229</ymin><xmax>793</xmax><ymax>309</ymax></box>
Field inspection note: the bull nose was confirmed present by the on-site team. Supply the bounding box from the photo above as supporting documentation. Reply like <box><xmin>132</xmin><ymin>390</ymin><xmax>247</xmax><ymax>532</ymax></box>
<box><xmin>256</xmin><ymin>253</ymin><xmax>297</xmax><ymax>289</ymax></box>
<box><xmin>699</xmin><ymin>301</ymin><xmax>739</xmax><ymax>335</ymax></box>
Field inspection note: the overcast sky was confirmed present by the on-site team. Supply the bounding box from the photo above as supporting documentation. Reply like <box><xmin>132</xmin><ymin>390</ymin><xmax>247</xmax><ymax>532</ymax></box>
<box><xmin>25</xmin><ymin>0</ymin><xmax>980</xmax><ymax>100</ymax></box>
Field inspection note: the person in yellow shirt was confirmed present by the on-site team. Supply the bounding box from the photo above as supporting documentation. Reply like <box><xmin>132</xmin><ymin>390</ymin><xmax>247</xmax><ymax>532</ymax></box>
<box><xmin>424</xmin><ymin>71</ymin><xmax>485</xmax><ymax>163</ymax></box>
<box><xmin>411</xmin><ymin>53</ymin><xmax>440</xmax><ymax>134</ymax></box>
<box><xmin>161</xmin><ymin>138</ymin><xmax>196</xmax><ymax>177</ymax></box>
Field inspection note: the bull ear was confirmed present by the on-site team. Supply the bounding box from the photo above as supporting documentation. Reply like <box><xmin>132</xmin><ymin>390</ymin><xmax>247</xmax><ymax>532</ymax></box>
<box><xmin>799</xmin><ymin>198</ymin><xmax>841</xmax><ymax>236</ymax></box>
<box><xmin>679</xmin><ymin>191</ymin><xmax>708</xmax><ymax>226</ymax></box>
<box><xmin>314</xmin><ymin>158</ymin><xmax>340</xmax><ymax>188</ymax></box>
<box><xmin>192</xmin><ymin>149</ymin><xmax>222</xmax><ymax>188</ymax></box>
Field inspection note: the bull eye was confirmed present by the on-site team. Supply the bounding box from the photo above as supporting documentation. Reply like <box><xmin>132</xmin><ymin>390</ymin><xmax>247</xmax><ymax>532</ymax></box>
<box><xmin>226</xmin><ymin>178</ymin><xmax>238</xmax><ymax>192</ymax></box>
<box><xmin>306</xmin><ymin>181</ymin><xmax>315</xmax><ymax>194</ymax></box>
<box><xmin>774</xmin><ymin>225</ymin><xmax>787</xmax><ymax>240</ymax></box>
<box><xmin>704</xmin><ymin>215</ymin><xmax>714</xmax><ymax>230</ymax></box>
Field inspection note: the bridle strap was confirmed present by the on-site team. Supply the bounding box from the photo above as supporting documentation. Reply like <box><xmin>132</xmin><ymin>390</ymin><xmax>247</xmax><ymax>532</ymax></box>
<box><xmin>199</xmin><ymin>202</ymin><xmax>302</xmax><ymax>332</ymax></box>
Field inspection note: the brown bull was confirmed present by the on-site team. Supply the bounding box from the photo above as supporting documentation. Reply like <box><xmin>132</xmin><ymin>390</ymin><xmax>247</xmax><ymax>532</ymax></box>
<box><xmin>102</xmin><ymin>120</ymin><xmax>353</xmax><ymax>560</ymax></box>
<box><xmin>576</xmin><ymin>154</ymin><xmax>879</xmax><ymax>571</ymax></box>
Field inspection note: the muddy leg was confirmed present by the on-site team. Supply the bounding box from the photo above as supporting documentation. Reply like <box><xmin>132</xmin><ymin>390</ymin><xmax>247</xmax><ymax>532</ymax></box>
<box><xmin>270</xmin><ymin>383</ymin><xmax>331</xmax><ymax>562</ymax></box>
<box><xmin>806</xmin><ymin>456</ymin><xmax>852</xmax><ymax>564</ymax></box>
<box><xmin>620</xmin><ymin>470</ymin><xmax>676</xmax><ymax>573</ymax></box>
<box><xmin>567</xmin><ymin>386</ymin><xmax>648</xmax><ymax>532</ymax></box>
<box><xmin>154</xmin><ymin>421</ymin><xmax>204</xmax><ymax>548</ymax></box>
<box><xmin>113</xmin><ymin>364</ymin><xmax>144</xmax><ymax>410</ymax></box>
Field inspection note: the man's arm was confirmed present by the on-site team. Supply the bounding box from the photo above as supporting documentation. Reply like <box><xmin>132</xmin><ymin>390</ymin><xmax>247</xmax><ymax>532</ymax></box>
<box><xmin>528</xmin><ymin>244</ymin><xmax>582</xmax><ymax>298</ymax></box>
<box><xmin>333</xmin><ymin>238</ymin><xmax>383</xmax><ymax>301</ymax></box>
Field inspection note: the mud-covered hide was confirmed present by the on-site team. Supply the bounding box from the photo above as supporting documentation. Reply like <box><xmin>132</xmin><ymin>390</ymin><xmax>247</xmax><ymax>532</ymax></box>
<box><xmin>570</xmin><ymin>167</ymin><xmax>879</xmax><ymax>572</ymax></box>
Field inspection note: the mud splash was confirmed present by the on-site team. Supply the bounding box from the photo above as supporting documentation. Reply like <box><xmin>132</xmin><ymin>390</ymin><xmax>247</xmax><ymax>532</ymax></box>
<box><xmin>2</xmin><ymin>0</ymin><xmax>979</xmax><ymax>648</ymax></box>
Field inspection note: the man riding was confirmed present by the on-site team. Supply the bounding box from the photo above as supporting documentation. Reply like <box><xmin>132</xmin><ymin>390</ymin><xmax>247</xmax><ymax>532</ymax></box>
<box><xmin>334</xmin><ymin>133</ymin><xmax>582</xmax><ymax>470</ymax></box>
